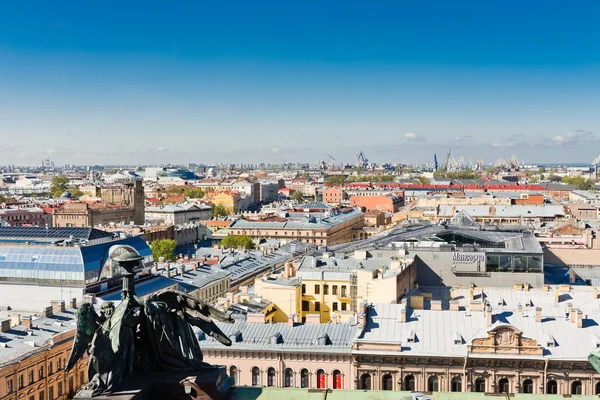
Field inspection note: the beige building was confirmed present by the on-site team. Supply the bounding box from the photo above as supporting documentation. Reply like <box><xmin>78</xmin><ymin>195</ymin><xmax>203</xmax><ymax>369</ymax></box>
<box><xmin>0</xmin><ymin>301</ymin><xmax>88</xmax><ymax>400</ymax></box>
<box><xmin>81</xmin><ymin>180</ymin><xmax>145</xmax><ymax>224</ymax></box>
<box><xmin>53</xmin><ymin>202</ymin><xmax>135</xmax><ymax>228</ymax></box>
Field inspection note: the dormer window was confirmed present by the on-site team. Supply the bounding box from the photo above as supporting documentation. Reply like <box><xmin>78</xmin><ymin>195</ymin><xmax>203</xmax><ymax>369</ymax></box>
<box><xmin>406</xmin><ymin>329</ymin><xmax>416</xmax><ymax>343</ymax></box>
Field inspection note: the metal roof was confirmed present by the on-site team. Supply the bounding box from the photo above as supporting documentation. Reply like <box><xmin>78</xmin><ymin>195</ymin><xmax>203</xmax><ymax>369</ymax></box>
<box><xmin>0</xmin><ymin>226</ymin><xmax>114</xmax><ymax>242</ymax></box>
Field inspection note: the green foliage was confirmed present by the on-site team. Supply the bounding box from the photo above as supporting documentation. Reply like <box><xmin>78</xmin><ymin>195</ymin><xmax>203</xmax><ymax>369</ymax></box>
<box><xmin>540</xmin><ymin>174</ymin><xmax>545</xmax><ymax>181</ymax></box>
<box><xmin>150</xmin><ymin>239</ymin><xmax>177</xmax><ymax>261</ymax></box>
<box><xmin>182</xmin><ymin>187</ymin><xmax>204</xmax><ymax>198</ymax></box>
<box><xmin>325</xmin><ymin>174</ymin><xmax>397</xmax><ymax>185</ymax></box>
<box><xmin>325</xmin><ymin>175</ymin><xmax>348</xmax><ymax>185</ymax></box>
<box><xmin>50</xmin><ymin>175</ymin><xmax>70</xmax><ymax>197</ymax></box>
<box><xmin>548</xmin><ymin>174</ymin><xmax>562</xmax><ymax>182</ymax></box>
<box><xmin>0</xmin><ymin>194</ymin><xmax>5</xmax><ymax>203</ymax></box>
<box><xmin>433</xmin><ymin>169</ymin><xmax>482</xmax><ymax>180</ymax></box>
<box><xmin>291</xmin><ymin>191</ymin><xmax>304</xmax><ymax>202</ymax></box>
<box><xmin>219</xmin><ymin>235</ymin><xmax>255</xmax><ymax>250</ymax></box>
<box><xmin>561</xmin><ymin>176</ymin><xmax>593</xmax><ymax>190</ymax></box>
<box><xmin>166</xmin><ymin>187</ymin><xmax>183</xmax><ymax>195</ymax></box>
<box><xmin>212</xmin><ymin>204</ymin><xmax>231</xmax><ymax>218</ymax></box>
<box><xmin>416</xmin><ymin>176</ymin><xmax>430</xmax><ymax>185</ymax></box>
<box><xmin>528</xmin><ymin>176</ymin><xmax>539</xmax><ymax>184</ymax></box>
<box><xmin>70</xmin><ymin>188</ymin><xmax>85</xmax><ymax>197</ymax></box>
<box><xmin>539</xmin><ymin>167</ymin><xmax>546</xmax><ymax>173</ymax></box>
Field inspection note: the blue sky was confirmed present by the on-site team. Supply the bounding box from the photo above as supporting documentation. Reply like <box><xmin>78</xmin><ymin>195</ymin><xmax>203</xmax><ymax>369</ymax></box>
<box><xmin>0</xmin><ymin>1</ymin><xmax>599</xmax><ymax>166</ymax></box>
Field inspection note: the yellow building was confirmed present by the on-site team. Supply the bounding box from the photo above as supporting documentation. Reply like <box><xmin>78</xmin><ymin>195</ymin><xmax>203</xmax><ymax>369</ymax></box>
<box><xmin>0</xmin><ymin>302</ymin><xmax>88</xmax><ymax>400</ymax></box>
<box><xmin>253</xmin><ymin>263</ymin><xmax>302</xmax><ymax>322</ymax></box>
<box><xmin>210</xmin><ymin>192</ymin><xmax>239</xmax><ymax>213</ymax></box>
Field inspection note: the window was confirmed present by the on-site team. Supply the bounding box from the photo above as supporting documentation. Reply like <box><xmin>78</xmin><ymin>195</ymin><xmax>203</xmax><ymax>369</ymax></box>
<box><xmin>317</xmin><ymin>369</ymin><xmax>326</xmax><ymax>389</ymax></box>
<box><xmin>522</xmin><ymin>379</ymin><xmax>533</xmax><ymax>394</ymax></box>
<box><xmin>405</xmin><ymin>375</ymin><xmax>415</xmax><ymax>391</ymax></box>
<box><xmin>58</xmin><ymin>382</ymin><xmax>63</xmax><ymax>396</ymax></box>
<box><xmin>57</xmin><ymin>359</ymin><xmax>61</xmax><ymax>370</ymax></box>
<box><xmin>19</xmin><ymin>375</ymin><xmax>24</xmax><ymax>389</ymax></box>
<box><xmin>428</xmin><ymin>375</ymin><xmax>439</xmax><ymax>392</ymax></box>
<box><xmin>80</xmin><ymin>372</ymin><xmax>84</xmax><ymax>386</ymax></box>
<box><xmin>572</xmin><ymin>381</ymin><xmax>582</xmax><ymax>395</ymax></box>
<box><xmin>39</xmin><ymin>366</ymin><xmax>44</xmax><ymax>379</ymax></box>
<box><xmin>498</xmin><ymin>378</ymin><xmax>509</xmax><ymax>394</ymax></box>
<box><xmin>314</xmin><ymin>285</ymin><xmax>320</xmax><ymax>295</ymax></box>
<box><xmin>29</xmin><ymin>369</ymin><xmax>34</xmax><ymax>384</ymax></box>
<box><xmin>333</xmin><ymin>302</ymin><xmax>338</xmax><ymax>311</ymax></box>
<box><xmin>341</xmin><ymin>303</ymin><xmax>347</xmax><ymax>311</ymax></box>
<box><xmin>284</xmin><ymin>368</ymin><xmax>294</xmax><ymax>388</ymax></box>
<box><xmin>49</xmin><ymin>386</ymin><xmax>54</xmax><ymax>400</ymax></box>
<box><xmin>30</xmin><ymin>396</ymin><xmax>35</xmax><ymax>400</ymax></box>
<box><xmin>7</xmin><ymin>379</ymin><xmax>13</xmax><ymax>393</ymax></box>
<box><xmin>341</xmin><ymin>286</ymin><xmax>347</xmax><ymax>297</ymax></box>
<box><xmin>267</xmin><ymin>367</ymin><xmax>276</xmax><ymax>387</ymax></box>
<box><xmin>595</xmin><ymin>381</ymin><xmax>600</xmax><ymax>395</ymax></box>
<box><xmin>49</xmin><ymin>362</ymin><xmax>53</xmax><ymax>375</ymax></box>
<box><xmin>251</xmin><ymin>367</ymin><xmax>260</xmax><ymax>386</ymax></box>
<box><xmin>382</xmin><ymin>374</ymin><xmax>393</xmax><ymax>391</ymax></box>
<box><xmin>302</xmin><ymin>300</ymin><xmax>310</xmax><ymax>311</ymax></box>
<box><xmin>474</xmin><ymin>378</ymin><xmax>485</xmax><ymax>393</ymax></box>
<box><xmin>300</xmin><ymin>369</ymin><xmax>309</xmax><ymax>388</ymax></box>
<box><xmin>324</xmin><ymin>285</ymin><xmax>328</xmax><ymax>295</ymax></box>
<box><xmin>332</xmin><ymin>285</ymin><xmax>338</xmax><ymax>295</ymax></box>
<box><xmin>39</xmin><ymin>391</ymin><xmax>44</xmax><ymax>400</ymax></box>
<box><xmin>333</xmin><ymin>370</ymin><xmax>342</xmax><ymax>389</ymax></box>
<box><xmin>315</xmin><ymin>302</ymin><xmax>321</xmax><ymax>311</ymax></box>
<box><xmin>229</xmin><ymin>366</ymin><xmax>238</xmax><ymax>385</ymax></box>
<box><xmin>360</xmin><ymin>373</ymin><xmax>371</xmax><ymax>390</ymax></box>
<box><xmin>547</xmin><ymin>380</ymin><xmax>557</xmax><ymax>394</ymax></box>
<box><xmin>69</xmin><ymin>377</ymin><xmax>74</xmax><ymax>395</ymax></box>
<box><xmin>302</xmin><ymin>284</ymin><xmax>306</xmax><ymax>294</ymax></box>
<box><xmin>451</xmin><ymin>376</ymin><xmax>462</xmax><ymax>392</ymax></box>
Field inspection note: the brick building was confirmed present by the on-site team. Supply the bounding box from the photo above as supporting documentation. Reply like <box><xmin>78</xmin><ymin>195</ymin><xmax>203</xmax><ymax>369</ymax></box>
<box><xmin>350</xmin><ymin>194</ymin><xmax>403</xmax><ymax>213</ymax></box>
<box><xmin>52</xmin><ymin>202</ymin><xmax>135</xmax><ymax>228</ymax></box>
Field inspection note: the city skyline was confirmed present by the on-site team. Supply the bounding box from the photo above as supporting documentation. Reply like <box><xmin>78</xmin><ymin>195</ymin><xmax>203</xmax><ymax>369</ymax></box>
<box><xmin>1</xmin><ymin>1</ymin><xmax>599</xmax><ymax>165</ymax></box>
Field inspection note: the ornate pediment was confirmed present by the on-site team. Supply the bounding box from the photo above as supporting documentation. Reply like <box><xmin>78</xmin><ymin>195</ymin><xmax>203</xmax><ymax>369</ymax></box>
<box><xmin>468</xmin><ymin>324</ymin><xmax>542</xmax><ymax>356</ymax></box>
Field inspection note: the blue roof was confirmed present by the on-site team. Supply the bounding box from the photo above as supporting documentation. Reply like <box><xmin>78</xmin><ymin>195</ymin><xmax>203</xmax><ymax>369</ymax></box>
<box><xmin>0</xmin><ymin>226</ymin><xmax>114</xmax><ymax>242</ymax></box>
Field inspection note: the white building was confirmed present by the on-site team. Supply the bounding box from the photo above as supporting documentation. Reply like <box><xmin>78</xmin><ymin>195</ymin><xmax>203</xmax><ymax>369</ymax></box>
<box><xmin>145</xmin><ymin>204</ymin><xmax>212</xmax><ymax>225</ymax></box>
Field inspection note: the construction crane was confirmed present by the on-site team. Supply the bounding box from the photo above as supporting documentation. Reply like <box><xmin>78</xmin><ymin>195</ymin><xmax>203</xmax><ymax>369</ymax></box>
<box><xmin>356</xmin><ymin>151</ymin><xmax>370</xmax><ymax>169</ymax></box>
<box><xmin>318</xmin><ymin>155</ymin><xmax>336</xmax><ymax>170</ymax></box>
<box><xmin>433</xmin><ymin>153</ymin><xmax>438</xmax><ymax>171</ymax></box>
<box><xmin>443</xmin><ymin>149</ymin><xmax>461</xmax><ymax>171</ymax></box>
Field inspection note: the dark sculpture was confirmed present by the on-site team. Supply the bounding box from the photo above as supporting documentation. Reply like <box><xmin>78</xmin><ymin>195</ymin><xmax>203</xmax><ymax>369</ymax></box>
<box><xmin>65</xmin><ymin>253</ymin><xmax>233</xmax><ymax>397</ymax></box>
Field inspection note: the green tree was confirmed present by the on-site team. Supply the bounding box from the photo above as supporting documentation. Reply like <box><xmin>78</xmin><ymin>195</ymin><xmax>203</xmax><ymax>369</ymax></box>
<box><xmin>539</xmin><ymin>167</ymin><xmax>546</xmax><ymax>173</ymax></box>
<box><xmin>291</xmin><ymin>191</ymin><xmax>304</xmax><ymax>203</ymax></box>
<box><xmin>416</xmin><ymin>176</ymin><xmax>430</xmax><ymax>185</ymax></box>
<box><xmin>150</xmin><ymin>239</ymin><xmax>177</xmax><ymax>262</ymax></box>
<box><xmin>219</xmin><ymin>235</ymin><xmax>255</xmax><ymax>250</ymax></box>
<box><xmin>548</xmin><ymin>174</ymin><xmax>562</xmax><ymax>182</ymax></box>
<box><xmin>70</xmin><ymin>188</ymin><xmax>85</xmax><ymax>197</ymax></box>
<box><xmin>325</xmin><ymin>176</ymin><xmax>347</xmax><ymax>185</ymax></box>
<box><xmin>562</xmin><ymin>176</ymin><xmax>593</xmax><ymax>190</ymax></box>
<box><xmin>50</xmin><ymin>175</ymin><xmax>70</xmax><ymax>197</ymax></box>
<box><xmin>183</xmin><ymin>187</ymin><xmax>205</xmax><ymax>198</ymax></box>
<box><xmin>212</xmin><ymin>204</ymin><xmax>231</xmax><ymax>218</ymax></box>
<box><xmin>529</xmin><ymin>176</ymin><xmax>539</xmax><ymax>184</ymax></box>
<box><xmin>166</xmin><ymin>187</ymin><xmax>183</xmax><ymax>195</ymax></box>
<box><xmin>0</xmin><ymin>194</ymin><xmax>6</xmax><ymax>203</ymax></box>
<box><xmin>540</xmin><ymin>174</ymin><xmax>545</xmax><ymax>181</ymax></box>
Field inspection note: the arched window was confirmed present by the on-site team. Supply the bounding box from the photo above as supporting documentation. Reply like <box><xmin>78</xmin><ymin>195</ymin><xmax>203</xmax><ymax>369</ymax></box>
<box><xmin>382</xmin><ymin>374</ymin><xmax>393</xmax><ymax>391</ymax></box>
<box><xmin>300</xmin><ymin>369</ymin><xmax>309</xmax><ymax>388</ymax></box>
<box><xmin>251</xmin><ymin>367</ymin><xmax>260</xmax><ymax>387</ymax></box>
<box><xmin>428</xmin><ymin>375</ymin><xmax>439</xmax><ymax>392</ymax></box>
<box><xmin>284</xmin><ymin>369</ymin><xmax>293</xmax><ymax>388</ymax></box>
<box><xmin>572</xmin><ymin>381</ymin><xmax>583</xmax><ymax>395</ymax></box>
<box><xmin>596</xmin><ymin>382</ymin><xmax>600</xmax><ymax>395</ymax></box>
<box><xmin>498</xmin><ymin>378</ymin><xmax>509</xmax><ymax>394</ymax></box>
<box><xmin>333</xmin><ymin>370</ymin><xmax>342</xmax><ymax>390</ymax></box>
<box><xmin>547</xmin><ymin>380</ymin><xmax>557</xmax><ymax>394</ymax></box>
<box><xmin>267</xmin><ymin>367</ymin><xmax>276</xmax><ymax>387</ymax></box>
<box><xmin>316</xmin><ymin>369</ymin><xmax>326</xmax><ymax>389</ymax></box>
<box><xmin>360</xmin><ymin>373</ymin><xmax>371</xmax><ymax>390</ymax></box>
<box><xmin>522</xmin><ymin>379</ymin><xmax>533</xmax><ymax>394</ymax></box>
<box><xmin>474</xmin><ymin>378</ymin><xmax>486</xmax><ymax>393</ymax></box>
<box><xmin>229</xmin><ymin>366</ymin><xmax>238</xmax><ymax>386</ymax></box>
<box><xmin>405</xmin><ymin>375</ymin><xmax>415</xmax><ymax>391</ymax></box>
<box><xmin>451</xmin><ymin>376</ymin><xmax>462</xmax><ymax>392</ymax></box>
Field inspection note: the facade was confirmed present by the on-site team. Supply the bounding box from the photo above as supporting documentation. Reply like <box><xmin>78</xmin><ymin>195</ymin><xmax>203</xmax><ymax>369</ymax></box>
<box><xmin>145</xmin><ymin>203</ymin><xmax>212</xmax><ymax>225</ymax></box>
<box><xmin>52</xmin><ymin>202</ymin><xmax>135</xmax><ymax>228</ymax></box>
<box><xmin>350</xmin><ymin>195</ymin><xmax>403</xmax><ymax>213</ymax></box>
<box><xmin>228</xmin><ymin>208</ymin><xmax>365</xmax><ymax>246</ymax></box>
<box><xmin>260</xmin><ymin>183</ymin><xmax>280</xmax><ymax>202</ymax></box>
<box><xmin>436</xmin><ymin>204</ymin><xmax>565</xmax><ymax>226</ymax></box>
<box><xmin>0</xmin><ymin>207</ymin><xmax>46</xmax><ymax>227</ymax></box>
<box><xmin>198</xmin><ymin>318</ymin><xmax>357</xmax><ymax>389</ymax></box>
<box><xmin>210</xmin><ymin>192</ymin><xmax>240</xmax><ymax>212</ymax></box>
<box><xmin>99</xmin><ymin>180</ymin><xmax>145</xmax><ymax>225</ymax></box>
<box><xmin>0</xmin><ymin>305</ymin><xmax>87</xmax><ymax>400</ymax></box>
<box><xmin>323</xmin><ymin>187</ymin><xmax>348</xmax><ymax>205</ymax></box>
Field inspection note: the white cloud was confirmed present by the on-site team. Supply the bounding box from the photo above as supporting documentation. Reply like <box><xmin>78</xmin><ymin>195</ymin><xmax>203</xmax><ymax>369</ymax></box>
<box><xmin>403</xmin><ymin>132</ymin><xmax>426</xmax><ymax>142</ymax></box>
<box><xmin>551</xmin><ymin>130</ymin><xmax>595</xmax><ymax>145</ymax></box>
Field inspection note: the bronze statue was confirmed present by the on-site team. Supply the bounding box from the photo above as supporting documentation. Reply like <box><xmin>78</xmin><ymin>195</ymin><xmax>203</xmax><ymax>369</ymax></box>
<box><xmin>65</xmin><ymin>253</ymin><xmax>233</xmax><ymax>396</ymax></box>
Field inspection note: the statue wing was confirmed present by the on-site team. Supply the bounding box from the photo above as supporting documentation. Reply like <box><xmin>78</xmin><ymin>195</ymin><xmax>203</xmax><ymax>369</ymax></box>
<box><xmin>589</xmin><ymin>351</ymin><xmax>600</xmax><ymax>374</ymax></box>
<box><xmin>151</xmin><ymin>290</ymin><xmax>234</xmax><ymax>346</ymax></box>
<box><xmin>65</xmin><ymin>303</ymin><xmax>100</xmax><ymax>371</ymax></box>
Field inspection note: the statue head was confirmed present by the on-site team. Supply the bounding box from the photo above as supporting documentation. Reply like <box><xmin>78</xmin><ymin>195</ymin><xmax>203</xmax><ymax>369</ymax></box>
<box><xmin>101</xmin><ymin>301</ymin><xmax>116</xmax><ymax>319</ymax></box>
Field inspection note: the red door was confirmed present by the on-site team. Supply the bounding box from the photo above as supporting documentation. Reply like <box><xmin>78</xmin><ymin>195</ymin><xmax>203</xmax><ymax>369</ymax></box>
<box><xmin>333</xmin><ymin>373</ymin><xmax>342</xmax><ymax>389</ymax></box>
<box><xmin>317</xmin><ymin>372</ymin><xmax>326</xmax><ymax>388</ymax></box>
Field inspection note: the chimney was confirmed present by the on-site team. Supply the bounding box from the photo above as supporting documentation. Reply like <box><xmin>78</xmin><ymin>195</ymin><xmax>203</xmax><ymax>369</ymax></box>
<box><xmin>543</xmin><ymin>285</ymin><xmax>550</xmax><ymax>292</ymax></box>
<box><xmin>288</xmin><ymin>314</ymin><xmax>295</xmax><ymax>327</ymax></box>
<box><xmin>576</xmin><ymin>309</ymin><xmax>583</xmax><ymax>328</ymax></box>
<box><xmin>240</xmin><ymin>286</ymin><xmax>249</xmax><ymax>294</ymax></box>
<box><xmin>22</xmin><ymin>315</ymin><xmax>32</xmax><ymax>330</ymax></box>
<box><xmin>449</xmin><ymin>288</ymin><xmax>455</xmax><ymax>300</ymax></box>
<box><xmin>42</xmin><ymin>306</ymin><xmax>53</xmax><ymax>318</ymax></box>
<box><xmin>0</xmin><ymin>319</ymin><xmax>9</xmax><ymax>332</ymax></box>
<box><xmin>10</xmin><ymin>313</ymin><xmax>21</xmax><ymax>327</ymax></box>
<box><xmin>51</xmin><ymin>300</ymin><xmax>65</xmax><ymax>313</ymax></box>
<box><xmin>470</xmin><ymin>301</ymin><xmax>483</xmax><ymax>312</ymax></box>
<box><xmin>431</xmin><ymin>300</ymin><xmax>442</xmax><ymax>311</ymax></box>
<box><xmin>469</xmin><ymin>284</ymin><xmax>475</xmax><ymax>301</ymax></box>
<box><xmin>554</xmin><ymin>286</ymin><xmax>560</xmax><ymax>302</ymax></box>
<box><xmin>70</xmin><ymin>298</ymin><xmax>77</xmax><ymax>309</ymax></box>
<box><xmin>400</xmin><ymin>305</ymin><xmax>407</xmax><ymax>322</ymax></box>
<box><xmin>486</xmin><ymin>304</ymin><xmax>493</xmax><ymax>327</ymax></box>
<box><xmin>83</xmin><ymin>294</ymin><xmax>96</xmax><ymax>304</ymax></box>
<box><xmin>517</xmin><ymin>303</ymin><xmax>523</xmax><ymax>313</ymax></box>
<box><xmin>306</xmin><ymin>314</ymin><xmax>321</xmax><ymax>324</ymax></box>
<box><xmin>594</xmin><ymin>287</ymin><xmax>599</xmax><ymax>299</ymax></box>
<box><xmin>514</xmin><ymin>283</ymin><xmax>523</xmax><ymax>291</ymax></box>
<box><xmin>449</xmin><ymin>300</ymin><xmax>459</xmax><ymax>311</ymax></box>
<box><xmin>566</xmin><ymin>302</ymin><xmax>573</xmax><ymax>318</ymax></box>
<box><xmin>246</xmin><ymin>313</ymin><xmax>266</xmax><ymax>323</ymax></box>
<box><xmin>524</xmin><ymin>283</ymin><xmax>530</xmax><ymax>292</ymax></box>
<box><xmin>535</xmin><ymin>307</ymin><xmax>542</xmax><ymax>322</ymax></box>
<box><xmin>570</xmin><ymin>307</ymin><xmax>577</xmax><ymax>323</ymax></box>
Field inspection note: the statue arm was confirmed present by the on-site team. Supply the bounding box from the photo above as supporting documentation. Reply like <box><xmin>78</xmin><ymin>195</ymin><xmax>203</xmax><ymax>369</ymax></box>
<box><xmin>65</xmin><ymin>303</ymin><xmax>100</xmax><ymax>371</ymax></box>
